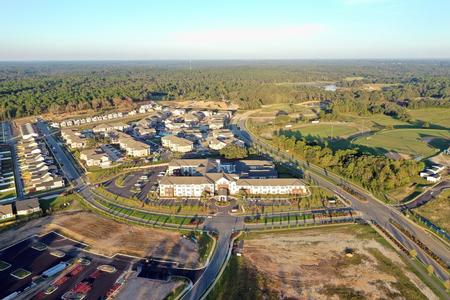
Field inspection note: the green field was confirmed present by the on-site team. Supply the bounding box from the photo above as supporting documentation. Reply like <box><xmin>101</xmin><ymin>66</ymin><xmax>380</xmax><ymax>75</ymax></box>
<box><xmin>414</xmin><ymin>189</ymin><xmax>450</xmax><ymax>233</ymax></box>
<box><xmin>339</xmin><ymin>112</ymin><xmax>410</xmax><ymax>129</ymax></box>
<box><xmin>293</xmin><ymin>123</ymin><xmax>358</xmax><ymax>138</ymax></box>
<box><xmin>409</xmin><ymin>108</ymin><xmax>450</xmax><ymax>128</ymax></box>
<box><xmin>354</xmin><ymin>128</ymin><xmax>450</xmax><ymax>157</ymax></box>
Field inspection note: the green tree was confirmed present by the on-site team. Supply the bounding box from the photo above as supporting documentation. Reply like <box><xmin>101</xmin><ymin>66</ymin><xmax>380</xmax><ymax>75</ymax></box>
<box><xmin>219</xmin><ymin>144</ymin><xmax>248</xmax><ymax>159</ymax></box>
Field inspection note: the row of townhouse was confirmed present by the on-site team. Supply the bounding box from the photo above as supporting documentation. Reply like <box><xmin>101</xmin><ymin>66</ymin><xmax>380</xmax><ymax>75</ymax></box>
<box><xmin>92</xmin><ymin>122</ymin><xmax>130</xmax><ymax>134</ymax></box>
<box><xmin>159</xmin><ymin>159</ymin><xmax>306</xmax><ymax>199</ymax></box>
<box><xmin>53</xmin><ymin>102</ymin><xmax>163</xmax><ymax>128</ymax></box>
<box><xmin>0</xmin><ymin>144</ymin><xmax>17</xmax><ymax>202</ymax></box>
<box><xmin>0</xmin><ymin>198</ymin><xmax>41</xmax><ymax>221</ymax></box>
<box><xmin>17</xmin><ymin>124</ymin><xmax>65</xmax><ymax>194</ymax></box>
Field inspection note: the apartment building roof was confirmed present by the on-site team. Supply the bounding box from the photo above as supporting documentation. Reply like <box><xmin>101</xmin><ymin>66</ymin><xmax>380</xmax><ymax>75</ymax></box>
<box><xmin>80</xmin><ymin>149</ymin><xmax>109</xmax><ymax>160</ymax></box>
<box><xmin>169</xmin><ymin>159</ymin><xmax>210</xmax><ymax>167</ymax></box>
<box><xmin>159</xmin><ymin>176</ymin><xmax>213</xmax><ymax>185</ymax></box>
<box><xmin>0</xmin><ymin>204</ymin><xmax>13</xmax><ymax>216</ymax></box>
<box><xmin>236</xmin><ymin>178</ymin><xmax>303</xmax><ymax>186</ymax></box>
<box><xmin>20</xmin><ymin>123</ymin><xmax>38</xmax><ymax>138</ymax></box>
<box><xmin>162</xmin><ymin>135</ymin><xmax>193</xmax><ymax>146</ymax></box>
<box><xmin>16</xmin><ymin>198</ymin><xmax>40</xmax><ymax>211</ymax></box>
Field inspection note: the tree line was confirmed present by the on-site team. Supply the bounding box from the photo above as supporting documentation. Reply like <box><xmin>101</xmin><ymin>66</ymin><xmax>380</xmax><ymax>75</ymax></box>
<box><xmin>271</xmin><ymin>134</ymin><xmax>424</xmax><ymax>194</ymax></box>
<box><xmin>1</xmin><ymin>61</ymin><xmax>449</xmax><ymax>120</ymax></box>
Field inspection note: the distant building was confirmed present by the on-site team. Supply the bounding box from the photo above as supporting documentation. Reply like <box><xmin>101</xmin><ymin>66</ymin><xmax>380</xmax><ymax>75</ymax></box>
<box><xmin>426</xmin><ymin>174</ymin><xmax>441</xmax><ymax>183</ymax></box>
<box><xmin>16</xmin><ymin>198</ymin><xmax>41</xmax><ymax>216</ymax></box>
<box><xmin>114</xmin><ymin>132</ymin><xmax>150</xmax><ymax>157</ymax></box>
<box><xmin>161</xmin><ymin>135</ymin><xmax>194</xmax><ymax>153</ymax></box>
<box><xmin>80</xmin><ymin>149</ymin><xmax>112</xmax><ymax>168</ymax></box>
<box><xmin>61</xmin><ymin>129</ymin><xmax>87</xmax><ymax>149</ymax></box>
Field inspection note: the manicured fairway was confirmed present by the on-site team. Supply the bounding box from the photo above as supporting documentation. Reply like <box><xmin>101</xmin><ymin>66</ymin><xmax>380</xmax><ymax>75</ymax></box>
<box><xmin>353</xmin><ymin>128</ymin><xmax>450</xmax><ymax>157</ymax></box>
<box><xmin>409</xmin><ymin>108</ymin><xmax>450</xmax><ymax>128</ymax></box>
<box><xmin>293</xmin><ymin>123</ymin><xmax>358</xmax><ymax>138</ymax></box>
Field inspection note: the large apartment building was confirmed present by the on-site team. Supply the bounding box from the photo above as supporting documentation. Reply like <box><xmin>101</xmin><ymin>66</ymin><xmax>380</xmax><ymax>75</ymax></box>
<box><xmin>61</xmin><ymin>129</ymin><xmax>87</xmax><ymax>149</ymax></box>
<box><xmin>113</xmin><ymin>132</ymin><xmax>150</xmax><ymax>157</ymax></box>
<box><xmin>161</xmin><ymin>135</ymin><xmax>194</xmax><ymax>153</ymax></box>
<box><xmin>159</xmin><ymin>159</ymin><xmax>307</xmax><ymax>199</ymax></box>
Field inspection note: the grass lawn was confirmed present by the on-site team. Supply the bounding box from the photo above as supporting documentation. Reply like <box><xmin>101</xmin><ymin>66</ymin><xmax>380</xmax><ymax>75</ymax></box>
<box><xmin>0</xmin><ymin>259</ymin><xmax>11</xmax><ymax>271</ymax></box>
<box><xmin>206</xmin><ymin>255</ymin><xmax>276</xmax><ymax>300</ymax></box>
<box><xmin>0</xmin><ymin>190</ymin><xmax>16</xmax><ymax>200</ymax></box>
<box><xmin>409</xmin><ymin>108</ymin><xmax>450</xmax><ymax>128</ymax></box>
<box><xmin>291</xmin><ymin>123</ymin><xmax>358</xmax><ymax>138</ymax></box>
<box><xmin>414</xmin><ymin>189</ymin><xmax>450</xmax><ymax>233</ymax></box>
<box><xmin>39</xmin><ymin>193</ymin><xmax>84</xmax><ymax>212</ymax></box>
<box><xmin>339</xmin><ymin>112</ymin><xmax>409</xmax><ymax>129</ymax></box>
<box><xmin>353</xmin><ymin>128</ymin><xmax>450</xmax><ymax>157</ymax></box>
<box><xmin>10</xmin><ymin>268</ymin><xmax>31</xmax><ymax>279</ymax></box>
<box><xmin>385</xmin><ymin>178</ymin><xmax>434</xmax><ymax>203</ymax></box>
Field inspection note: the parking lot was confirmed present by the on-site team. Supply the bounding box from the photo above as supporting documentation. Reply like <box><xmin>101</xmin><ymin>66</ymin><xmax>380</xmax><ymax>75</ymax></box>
<box><xmin>104</xmin><ymin>166</ymin><xmax>166</xmax><ymax>201</ymax></box>
<box><xmin>0</xmin><ymin>232</ymin><xmax>130</xmax><ymax>300</ymax></box>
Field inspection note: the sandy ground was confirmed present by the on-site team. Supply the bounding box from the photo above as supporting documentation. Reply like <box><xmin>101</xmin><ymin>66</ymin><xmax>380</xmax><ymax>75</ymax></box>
<box><xmin>430</xmin><ymin>153</ymin><xmax>450</xmax><ymax>167</ymax></box>
<box><xmin>116</xmin><ymin>277</ymin><xmax>183</xmax><ymax>300</ymax></box>
<box><xmin>0</xmin><ymin>212</ymin><xmax>199</xmax><ymax>266</ymax></box>
<box><xmin>243</xmin><ymin>226</ymin><xmax>435</xmax><ymax>300</ymax></box>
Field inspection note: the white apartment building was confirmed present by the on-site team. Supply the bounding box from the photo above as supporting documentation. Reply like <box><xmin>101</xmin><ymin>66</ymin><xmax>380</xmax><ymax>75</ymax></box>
<box><xmin>161</xmin><ymin>135</ymin><xmax>194</xmax><ymax>153</ymax></box>
<box><xmin>159</xmin><ymin>159</ymin><xmax>307</xmax><ymax>198</ymax></box>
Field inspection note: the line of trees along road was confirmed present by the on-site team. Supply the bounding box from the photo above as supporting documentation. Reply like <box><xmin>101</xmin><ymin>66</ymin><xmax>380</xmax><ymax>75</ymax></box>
<box><xmin>1</xmin><ymin>61</ymin><xmax>450</xmax><ymax>120</ymax></box>
<box><xmin>271</xmin><ymin>134</ymin><xmax>424</xmax><ymax>196</ymax></box>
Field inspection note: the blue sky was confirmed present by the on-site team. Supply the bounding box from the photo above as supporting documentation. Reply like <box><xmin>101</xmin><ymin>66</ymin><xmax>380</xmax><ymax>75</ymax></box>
<box><xmin>1</xmin><ymin>0</ymin><xmax>449</xmax><ymax>60</ymax></box>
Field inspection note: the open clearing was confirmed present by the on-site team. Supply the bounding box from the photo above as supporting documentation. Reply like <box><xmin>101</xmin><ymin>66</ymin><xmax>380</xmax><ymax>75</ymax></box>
<box><xmin>353</xmin><ymin>128</ymin><xmax>450</xmax><ymax>157</ymax></box>
<box><xmin>0</xmin><ymin>212</ymin><xmax>200</xmax><ymax>266</ymax></box>
<box><xmin>291</xmin><ymin>123</ymin><xmax>359</xmax><ymax>138</ymax></box>
<box><xmin>159</xmin><ymin>100</ymin><xmax>238</xmax><ymax>110</ymax></box>
<box><xmin>415</xmin><ymin>189</ymin><xmax>450</xmax><ymax>233</ymax></box>
<box><xmin>209</xmin><ymin>225</ymin><xmax>434</xmax><ymax>300</ymax></box>
<box><xmin>117</xmin><ymin>277</ymin><xmax>184</xmax><ymax>300</ymax></box>
<box><xmin>409</xmin><ymin>108</ymin><xmax>450</xmax><ymax>128</ymax></box>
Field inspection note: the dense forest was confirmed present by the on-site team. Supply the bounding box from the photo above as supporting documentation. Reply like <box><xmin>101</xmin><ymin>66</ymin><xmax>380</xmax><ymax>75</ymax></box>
<box><xmin>1</xmin><ymin>60</ymin><xmax>450</xmax><ymax>119</ymax></box>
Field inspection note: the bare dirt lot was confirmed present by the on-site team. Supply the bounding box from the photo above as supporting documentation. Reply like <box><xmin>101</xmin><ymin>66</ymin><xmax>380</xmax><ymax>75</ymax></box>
<box><xmin>117</xmin><ymin>277</ymin><xmax>184</xmax><ymax>300</ymax></box>
<box><xmin>159</xmin><ymin>100</ymin><xmax>238</xmax><ymax>110</ymax></box>
<box><xmin>0</xmin><ymin>212</ymin><xmax>199</xmax><ymax>266</ymax></box>
<box><xmin>241</xmin><ymin>225</ymin><xmax>434</xmax><ymax>300</ymax></box>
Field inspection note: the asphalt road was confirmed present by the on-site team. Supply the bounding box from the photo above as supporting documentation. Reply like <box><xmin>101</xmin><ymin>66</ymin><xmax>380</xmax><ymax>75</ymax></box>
<box><xmin>36</xmin><ymin>121</ymin><xmax>82</xmax><ymax>183</ymax></box>
<box><xmin>182</xmin><ymin>213</ymin><xmax>244</xmax><ymax>300</ymax></box>
<box><xmin>399</xmin><ymin>180</ymin><xmax>450</xmax><ymax>210</ymax></box>
<box><xmin>233</xmin><ymin>112</ymin><xmax>450</xmax><ymax>282</ymax></box>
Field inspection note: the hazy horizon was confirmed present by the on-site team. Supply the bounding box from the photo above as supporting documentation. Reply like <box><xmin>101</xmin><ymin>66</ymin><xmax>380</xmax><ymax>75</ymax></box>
<box><xmin>2</xmin><ymin>0</ymin><xmax>450</xmax><ymax>61</ymax></box>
